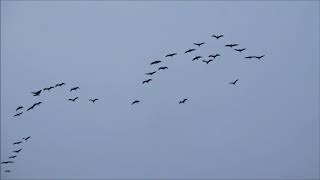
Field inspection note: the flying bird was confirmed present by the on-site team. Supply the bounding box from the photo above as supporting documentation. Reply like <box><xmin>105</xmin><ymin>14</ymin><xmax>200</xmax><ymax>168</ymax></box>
<box><xmin>203</xmin><ymin>59</ymin><xmax>213</xmax><ymax>64</ymax></box>
<box><xmin>255</xmin><ymin>55</ymin><xmax>265</xmax><ymax>59</ymax></box>
<box><xmin>23</xmin><ymin>136</ymin><xmax>31</xmax><ymax>141</ymax></box>
<box><xmin>31</xmin><ymin>90</ymin><xmax>41</xmax><ymax>96</ymax></box>
<box><xmin>212</xmin><ymin>34</ymin><xmax>224</xmax><ymax>39</ymax></box>
<box><xmin>158</xmin><ymin>66</ymin><xmax>168</xmax><ymax>71</ymax></box>
<box><xmin>70</xmin><ymin>87</ymin><xmax>80</xmax><ymax>92</ymax></box>
<box><xmin>150</xmin><ymin>60</ymin><xmax>161</xmax><ymax>65</ymax></box>
<box><xmin>179</xmin><ymin>98</ymin><xmax>188</xmax><ymax>104</ymax></box>
<box><xmin>245</xmin><ymin>56</ymin><xmax>255</xmax><ymax>59</ymax></box>
<box><xmin>55</xmin><ymin>82</ymin><xmax>66</xmax><ymax>87</ymax></box>
<box><xmin>208</xmin><ymin>54</ymin><xmax>220</xmax><ymax>59</ymax></box>
<box><xmin>194</xmin><ymin>42</ymin><xmax>205</xmax><ymax>47</ymax></box>
<box><xmin>192</xmin><ymin>56</ymin><xmax>202</xmax><ymax>61</ymax></box>
<box><xmin>234</xmin><ymin>48</ymin><xmax>246</xmax><ymax>52</ymax></box>
<box><xmin>89</xmin><ymin>99</ymin><xmax>98</xmax><ymax>103</ymax></box>
<box><xmin>145</xmin><ymin>71</ymin><xmax>156</xmax><ymax>76</ymax></box>
<box><xmin>13</xmin><ymin>141</ymin><xmax>22</xmax><ymax>145</ymax></box>
<box><xmin>142</xmin><ymin>79</ymin><xmax>152</xmax><ymax>84</ymax></box>
<box><xmin>68</xmin><ymin>97</ymin><xmax>79</xmax><ymax>102</ymax></box>
<box><xmin>26</xmin><ymin>104</ymin><xmax>36</xmax><ymax>111</ymax></box>
<box><xmin>131</xmin><ymin>100</ymin><xmax>140</xmax><ymax>105</ymax></box>
<box><xmin>1</xmin><ymin>161</ymin><xmax>14</xmax><ymax>164</ymax></box>
<box><xmin>229</xmin><ymin>79</ymin><xmax>239</xmax><ymax>85</ymax></box>
<box><xmin>16</xmin><ymin>106</ymin><xmax>23</xmax><ymax>111</ymax></box>
<box><xmin>184</xmin><ymin>48</ymin><xmax>196</xmax><ymax>54</ymax></box>
<box><xmin>35</xmin><ymin>102</ymin><xmax>42</xmax><ymax>106</ymax></box>
<box><xmin>43</xmin><ymin>86</ymin><xmax>54</xmax><ymax>91</ymax></box>
<box><xmin>9</xmin><ymin>156</ymin><xmax>16</xmax><ymax>159</ymax></box>
<box><xmin>5</xmin><ymin>170</ymin><xmax>11</xmax><ymax>173</ymax></box>
<box><xmin>13</xmin><ymin>149</ymin><xmax>22</xmax><ymax>153</ymax></box>
<box><xmin>13</xmin><ymin>112</ymin><xmax>23</xmax><ymax>117</ymax></box>
<box><xmin>225</xmin><ymin>44</ymin><xmax>238</xmax><ymax>48</ymax></box>
<box><xmin>165</xmin><ymin>53</ymin><xmax>177</xmax><ymax>57</ymax></box>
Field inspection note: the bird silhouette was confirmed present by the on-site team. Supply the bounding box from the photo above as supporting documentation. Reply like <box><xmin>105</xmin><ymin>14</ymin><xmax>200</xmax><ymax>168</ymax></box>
<box><xmin>43</xmin><ymin>86</ymin><xmax>54</xmax><ymax>91</ymax></box>
<box><xmin>131</xmin><ymin>100</ymin><xmax>140</xmax><ymax>105</ymax></box>
<box><xmin>16</xmin><ymin>106</ymin><xmax>23</xmax><ymax>111</ymax></box>
<box><xmin>142</xmin><ymin>79</ymin><xmax>152</xmax><ymax>84</ymax></box>
<box><xmin>89</xmin><ymin>99</ymin><xmax>98</xmax><ymax>103</ymax></box>
<box><xmin>225</xmin><ymin>44</ymin><xmax>238</xmax><ymax>48</ymax></box>
<box><xmin>55</xmin><ymin>82</ymin><xmax>66</xmax><ymax>87</ymax></box>
<box><xmin>68</xmin><ymin>97</ymin><xmax>79</xmax><ymax>102</ymax></box>
<box><xmin>13</xmin><ymin>141</ymin><xmax>22</xmax><ymax>145</ymax></box>
<box><xmin>31</xmin><ymin>90</ymin><xmax>41</xmax><ymax>96</ymax></box>
<box><xmin>194</xmin><ymin>42</ymin><xmax>205</xmax><ymax>47</ymax></box>
<box><xmin>26</xmin><ymin>104</ymin><xmax>36</xmax><ymax>111</ymax></box>
<box><xmin>208</xmin><ymin>54</ymin><xmax>220</xmax><ymax>59</ymax></box>
<box><xmin>255</xmin><ymin>55</ymin><xmax>265</xmax><ymax>59</ymax></box>
<box><xmin>1</xmin><ymin>161</ymin><xmax>14</xmax><ymax>164</ymax></box>
<box><xmin>234</xmin><ymin>48</ymin><xmax>246</xmax><ymax>52</ymax></box>
<box><xmin>35</xmin><ymin>102</ymin><xmax>42</xmax><ymax>106</ymax></box>
<box><xmin>5</xmin><ymin>170</ymin><xmax>11</xmax><ymax>173</ymax></box>
<box><xmin>212</xmin><ymin>34</ymin><xmax>224</xmax><ymax>39</ymax></box>
<box><xmin>150</xmin><ymin>60</ymin><xmax>161</xmax><ymax>65</ymax></box>
<box><xmin>179</xmin><ymin>98</ymin><xmax>188</xmax><ymax>104</ymax></box>
<box><xmin>9</xmin><ymin>156</ymin><xmax>16</xmax><ymax>159</ymax></box>
<box><xmin>13</xmin><ymin>149</ymin><xmax>22</xmax><ymax>153</ymax></box>
<box><xmin>184</xmin><ymin>48</ymin><xmax>196</xmax><ymax>54</ymax></box>
<box><xmin>229</xmin><ymin>79</ymin><xmax>239</xmax><ymax>85</ymax></box>
<box><xmin>23</xmin><ymin>136</ymin><xmax>31</xmax><ymax>141</ymax></box>
<box><xmin>203</xmin><ymin>59</ymin><xmax>213</xmax><ymax>64</ymax></box>
<box><xmin>13</xmin><ymin>112</ymin><xmax>23</xmax><ymax>117</ymax></box>
<box><xmin>158</xmin><ymin>66</ymin><xmax>168</xmax><ymax>70</ymax></box>
<box><xmin>165</xmin><ymin>53</ymin><xmax>177</xmax><ymax>57</ymax></box>
<box><xmin>245</xmin><ymin>56</ymin><xmax>255</xmax><ymax>59</ymax></box>
<box><xmin>70</xmin><ymin>87</ymin><xmax>80</xmax><ymax>92</ymax></box>
<box><xmin>192</xmin><ymin>56</ymin><xmax>202</xmax><ymax>61</ymax></box>
<box><xmin>146</xmin><ymin>71</ymin><xmax>156</xmax><ymax>76</ymax></box>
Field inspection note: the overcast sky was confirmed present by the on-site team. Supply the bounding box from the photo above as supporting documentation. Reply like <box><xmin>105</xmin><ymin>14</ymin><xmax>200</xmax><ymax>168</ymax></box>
<box><xmin>1</xmin><ymin>1</ymin><xmax>319</xmax><ymax>179</ymax></box>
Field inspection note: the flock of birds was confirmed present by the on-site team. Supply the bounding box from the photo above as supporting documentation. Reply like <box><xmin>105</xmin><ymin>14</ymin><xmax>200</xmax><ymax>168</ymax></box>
<box><xmin>2</xmin><ymin>33</ymin><xmax>265</xmax><ymax>176</ymax></box>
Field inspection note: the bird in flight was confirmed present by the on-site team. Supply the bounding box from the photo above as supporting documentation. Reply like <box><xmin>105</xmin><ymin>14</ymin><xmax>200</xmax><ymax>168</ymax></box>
<box><xmin>23</xmin><ymin>136</ymin><xmax>31</xmax><ymax>141</ymax></box>
<box><xmin>68</xmin><ymin>97</ymin><xmax>79</xmax><ymax>102</ymax></box>
<box><xmin>5</xmin><ymin>170</ymin><xmax>11</xmax><ymax>173</ymax></box>
<box><xmin>9</xmin><ymin>156</ymin><xmax>16</xmax><ymax>159</ymax></box>
<box><xmin>165</xmin><ymin>53</ymin><xmax>177</xmax><ymax>57</ymax></box>
<box><xmin>16</xmin><ymin>106</ymin><xmax>23</xmax><ymax>111</ymax></box>
<box><xmin>184</xmin><ymin>48</ymin><xmax>196</xmax><ymax>54</ymax></box>
<box><xmin>70</xmin><ymin>87</ymin><xmax>80</xmax><ymax>92</ymax></box>
<box><xmin>192</xmin><ymin>56</ymin><xmax>202</xmax><ymax>61</ymax></box>
<box><xmin>150</xmin><ymin>60</ymin><xmax>161</xmax><ymax>65</ymax></box>
<box><xmin>13</xmin><ymin>112</ymin><xmax>23</xmax><ymax>117</ymax></box>
<box><xmin>146</xmin><ymin>71</ymin><xmax>156</xmax><ymax>76</ymax></box>
<box><xmin>55</xmin><ymin>82</ymin><xmax>66</xmax><ymax>87</ymax></box>
<box><xmin>212</xmin><ymin>34</ymin><xmax>224</xmax><ymax>39</ymax></box>
<box><xmin>31</xmin><ymin>90</ymin><xmax>41</xmax><ymax>96</ymax></box>
<box><xmin>26</xmin><ymin>104</ymin><xmax>37</xmax><ymax>111</ymax></box>
<box><xmin>225</xmin><ymin>44</ymin><xmax>239</xmax><ymax>48</ymax></box>
<box><xmin>142</xmin><ymin>79</ymin><xmax>152</xmax><ymax>84</ymax></box>
<box><xmin>208</xmin><ymin>54</ymin><xmax>220</xmax><ymax>59</ymax></box>
<box><xmin>35</xmin><ymin>102</ymin><xmax>42</xmax><ymax>106</ymax></box>
<box><xmin>234</xmin><ymin>48</ymin><xmax>246</xmax><ymax>52</ymax></box>
<box><xmin>43</xmin><ymin>86</ymin><xmax>54</xmax><ymax>91</ymax></box>
<box><xmin>194</xmin><ymin>42</ymin><xmax>205</xmax><ymax>47</ymax></box>
<box><xmin>13</xmin><ymin>141</ymin><xmax>23</xmax><ymax>145</ymax></box>
<box><xmin>131</xmin><ymin>100</ymin><xmax>140</xmax><ymax>105</ymax></box>
<box><xmin>203</xmin><ymin>59</ymin><xmax>213</xmax><ymax>64</ymax></box>
<box><xmin>245</xmin><ymin>56</ymin><xmax>255</xmax><ymax>59</ymax></box>
<box><xmin>13</xmin><ymin>149</ymin><xmax>22</xmax><ymax>153</ymax></box>
<box><xmin>229</xmin><ymin>79</ymin><xmax>239</xmax><ymax>85</ymax></box>
<box><xmin>1</xmin><ymin>161</ymin><xmax>14</xmax><ymax>164</ymax></box>
<box><xmin>179</xmin><ymin>98</ymin><xmax>188</xmax><ymax>104</ymax></box>
<box><xmin>255</xmin><ymin>55</ymin><xmax>265</xmax><ymax>59</ymax></box>
<box><xmin>158</xmin><ymin>66</ymin><xmax>168</xmax><ymax>71</ymax></box>
<box><xmin>89</xmin><ymin>99</ymin><xmax>99</xmax><ymax>103</ymax></box>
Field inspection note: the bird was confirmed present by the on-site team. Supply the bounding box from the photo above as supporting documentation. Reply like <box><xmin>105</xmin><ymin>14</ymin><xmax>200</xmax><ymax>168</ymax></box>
<box><xmin>31</xmin><ymin>90</ymin><xmax>41</xmax><ymax>96</ymax></box>
<box><xmin>179</xmin><ymin>98</ymin><xmax>188</xmax><ymax>104</ymax></box>
<box><xmin>142</xmin><ymin>79</ymin><xmax>152</xmax><ymax>84</ymax></box>
<box><xmin>70</xmin><ymin>87</ymin><xmax>80</xmax><ymax>92</ymax></box>
<box><xmin>255</xmin><ymin>55</ymin><xmax>265</xmax><ymax>59</ymax></box>
<box><xmin>245</xmin><ymin>56</ymin><xmax>255</xmax><ymax>59</ymax></box>
<box><xmin>9</xmin><ymin>156</ymin><xmax>16</xmax><ymax>159</ymax></box>
<box><xmin>35</xmin><ymin>102</ymin><xmax>42</xmax><ymax>106</ymax></box>
<box><xmin>208</xmin><ymin>54</ymin><xmax>220</xmax><ymax>59</ymax></box>
<box><xmin>229</xmin><ymin>79</ymin><xmax>239</xmax><ymax>85</ymax></box>
<box><xmin>165</xmin><ymin>53</ymin><xmax>177</xmax><ymax>57</ymax></box>
<box><xmin>194</xmin><ymin>42</ymin><xmax>205</xmax><ymax>47</ymax></box>
<box><xmin>26</xmin><ymin>104</ymin><xmax>36</xmax><ymax>111</ymax></box>
<box><xmin>158</xmin><ymin>66</ymin><xmax>168</xmax><ymax>70</ymax></box>
<box><xmin>68</xmin><ymin>97</ymin><xmax>79</xmax><ymax>102</ymax></box>
<box><xmin>192</xmin><ymin>56</ymin><xmax>202</xmax><ymax>61</ymax></box>
<box><xmin>5</xmin><ymin>170</ymin><xmax>11</xmax><ymax>173</ymax></box>
<box><xmin>234</xmin><ymin>48</ymin><xmax>246</xmax><ymax>52</ymax></box>
<box><xmin>225</xmin><ymin>44</ymin><xmax>238</xmax><ymax>48</ymax></box>
<box><xmin>13</xmin><ymin>141</ymin><xmax>22</xmax><ymax>145</ymax></box>
<box><xmin>146</xmin><ymin>71</ymin><xmax>156</xmax><ymax>76</ymax></box>
<box><xmin>23</xmin><ymin>136</ymin><xmax>31</xmax><ymax>141</ymax></box>
<box><xmin>203</xmin><ymin>59</ymin><xmax>213</xmax><ymax>64</ymax></box>
<box><xmin>89</xmin><ymin>99</ymin><xmax>98</xmax><ymax>103</ymax></box>
<box><xmin>13</xmin><ymin>149</ymin><xmax>22</xmax><ymax>153</ymax></box>
<box><xmin>13</xmin><ymin>112</ymin><xmax>23</xmax><ymax>117</ymax></box>
<box><xmin>43</xmin><ymin>86</ymin><xmax>54</xmax><ymax>91</ymax></box>
<box><xmin>55</xmin><ymin>82</ymin><xmax>66</xmax><ymax>87</ymax></box>
<box><xmin>16</xmin><ymin>106</ymin><xmax>23</xmax><ymax>111</ymax></box>
<box><xmin>212</xmin><ymin>34</ymin><xmax>224</xmax><ymax>39</ymax></box>
<box><xmin>131</xmin><ymin>100</ymin><xmax>140</xmax><ymax>105</ymax></box>
<box><xmin>1</xmin><ymin>161</ymin><xmax>14</xmax><ymax>164</ymax></box>
<box><xmin>150</xmin><ymin>60</ymin><xmax>161</xmax><ymax>65</ymax></box>
<box><xmin>184</xmin><ymin>48</ymin><xmax>196</xmax><ymax>54</ymax></box>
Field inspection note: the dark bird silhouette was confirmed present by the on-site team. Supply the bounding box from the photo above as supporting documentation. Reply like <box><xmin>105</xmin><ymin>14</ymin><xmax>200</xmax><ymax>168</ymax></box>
<box><xmin>13</xmin><ymin>112</ymin><xmax>23</xmax><ymax>117</ymax></box>
<box><xmin>31</xmin><ymin>90</ymin><xmax>41</xmax><ymax>96</ymax></box>
<box><xmin>194</xmin><ymin>42</ymin><xmax>205</xmax><ymax>47</ymax></box>
<box><xmin>245</xmin><ymin>56</ymin><xmax>255</xmax><ymax>59</ymax></box>
<box><xmin>13</xmin><ymin>149</ymin><xmax>22</xmax><ymax>153</ymax></box>
<box><xmin>255</xmin><ymin>55</ymin><xmax>265</xmax><ymax>59</ymax></box>
<box><xmin>165</xmin><ymin>53</ymin><xmax>177</xmax><ymax>57</ymax></box>
<box><xmin>43</xmin><ymin>86</ymin><xmax>54</xmax><ymax>91</ymax></box>
<box><xmin>5</xmin><ymin>170</ymin><xmax>11</xmax><ymax>173</ymax></box>
<box><xmin>89</xmin><ymin>99</ymin><xmax>98</xmax><ymax>103</ymax></box>
<box><xmin>229</xmin><ymin>79</ymin><xmax>239</xmax><ymax>85</ymax></box>
<box><xmin>158</xmin><ymin>66</ymin><xmax>168</xmax><ymax>70</ymax></box>
<box><xmin>142</xmin><ymin>79</ymin><xmax>152</xmax><ymax>84</ymax></box>
<box><xmin>208</xmin><ymin>54</ymin><xmax>220</xmax><ymax>59</ymax></box>
<box><xmin>55</xmin><ymin>82</ymin><xmax>66</xmax><ymax>87</ymax></box>
<box><xmin>192</xmin><ymin>56</ymin><xmax>202</xmax><ymax>61</ymax></box>
<box><xmin>70</xmin><ymin>87</ymin><xmax>80</xmax><ymax>92</ymax></box>
<box><xmin>131</xmin><ymin>100</ymin><xmax>140</xmax><ymax>105</ymax></box>
<box><xmin>234</xmin><ymin>48</ymin><xmax>246</xmax><ymax>52</ymax></box>
<box><xmin>9</xmin><ymin>156</ymin><xmax>16</xmax><ymax>159</ymax></box>
<box><xmin>13</xmin><ymin>141</ymin><xmax>22</xmax><ymax>145</ymax></box>
<box><xmin>68</xmin><ymin>97</ymin><xmax>79</xmax><ymax>102</ymax></box>
<box><xmin>16</xmin><ymin>106</ymin><xmax>23</xmax><ymax>111</ymax></box>
<box><xmin>23</xmin><ymin>136</ymin><xmax>31</xmax><ymax>141</ymax></box>
<box><xmin>184</xmin><ymin>48</ymin><xmax>196</xmax><ymax>54</ymax></box>
<box><xmin>203</xmin><ymin>59</ymin><xmax>213</xmax><ymax>64</ymax></box>
<box><xmin>1</xmin><ymin>161</ymin><xmax>14</xmax><ymax>164</ymax></box>
<box><xmin>225</xmin><ymin>44</ymin><xmax>238</xmax><ymax>48</ymax></box>
<box><xmin>179</xmin><ymin>98</ymin><xmax>188</xmax><ymax>104</ymax></box>
<box><xmin>212</xmin><ymin>34</ymin><xmax>224</xmax><ymax>39</ymax></box>
<box><xmin>26</xmin><ymin>104</ymin><xmax>36</xmax><ymax>111</ymax></box>
<box><xmin>146</xmin><ymin>71</ymin><xmax>156</xmax><ymax>76</ymax></box>
<box><xmin>35</xmin><ymin>102</ymin><xmax>42</xmax><ymax>106</ymax></box>
<box><xmin>150</xmin><ymin>60</ymin><xmax>161</xmax><ymax>65</ymax></box>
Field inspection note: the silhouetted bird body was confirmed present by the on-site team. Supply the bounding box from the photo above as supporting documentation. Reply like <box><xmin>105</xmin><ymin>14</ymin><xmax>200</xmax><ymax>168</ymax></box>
<box><xmin>245</xmin><ymin>56</ymin><xmax>255</xmax><ymax>59</ymax></box>
<box><xmin>43</xmin><ymin>86</ymin><xmax>54</xmax><ymax>91</ymax></box>
<box><xmin>31</xmin><ymin>90</ymin><xmax>41</xmax><ymax>96</ymax></box>
<box><xmin>23</xmin><ymin>136</ymin><xmax>31</xmax><ymax>141</ymax></box>
<box><xmin>158</xmin><ymin>66</ymin><xmax>168</xmax><ymax>70</ymax></box>
<box><xmin>192</xmin><ymin>56</ymin><xmax>202</xmax><ymax>61</ymax></box>
<box><xmin>26</xmin><ymin>104</ymin><xmax>36</xmax><ymax>111</ymax></box>
<box><xmin>142</xmin><ymin>79</ymin><xmax>152</xmax><ymax>84</ymax></box>
<box><xmin>225</xmin><ymin>44</ymin><xmax>239</xmax><ymax>48</ymax></box>
<box><xmin>16</xmin><ymin>106</ymin><xmax>23</xmax><ymax>111</ymax></box>
<box><xmin>131</xmin><ymin>100</ymin><xmax>140</xmax><ymax>105</ymax></box>
<box><xmin>55</xmin><ymin>82</ymin><xmax>66</xmax><ymax>87</ymax></box>
<box><xmin>35</xmin><ymin>102</ymin><xmax>42</xmax><ymax>106</ymax></box>
<box><xmin>9</xmin><ymin>156</ymin><xmax>16</xmax><ymax>159</ymax></box>
<box><xmin>68</xmin><ymin>97</ymin><xmax>79</xmax><ymax>102</ymax></box>
<box><xmin>234</xmin><ymin>48</ymin><xmax>246</xmax><ymax>52</ymax></box>
<box><xmin>150</xmin><ymin>60</ymin><xmax>161</xmax><ymax>65</ymax></box>
<box><xmin>70</xmin><ymin>87</ymin><xmax>80</xmax><ymax>92</ymax></box>
<box><xmin>13</xmin><ymin>112</ymin><xmax>23</xmax><ymax>117</ymax></box>
<box><xmin>13</xmin><ymin>149</ymin><xmax>22</xmax><ymax>153</ymax></box>
<box><xmin>165</xmin><ymin>53</ymin><xmax>177</xmax><ymax>57</ymax></box>
<box><xmin>1</xmin><ymin>161</ymin><xmax>14</xmax><ymax>164</ymax></box>
<box><xmin>229</xmin><ymin>79</ymin><xmax>239</xmax><ymax>85</ymax></box>
<box><xmin>208</xmin><ymin>54</ymin><xmax>220</xmax><ymax>59</ymax></box>
<box><xmin>212</xmin><ymin>34</ymin><xmax>224</xmax><ymax>39</ymax></box>
<box><xmin>179</xmin><ymin>98</ymin><xmax>188</xmax><ymax>104</ymax></box>
<box><xmin>13</xmin><ymin>141</ymin><xmax>22</xmax><ymax>145</ymax></box>
<box><xmin>255</xmin><ymin>55</ymin><xmax>265</xmax><ymax>59</ymax></box>
<box><xmin>146</xmin><ymin>71</ymin><xmax>156</xmax><ymax>76</ymax></box>
<box><xmin>89</xmin><ymin>99</ymin><xmax>98</xmax><ymax>103</ymax></box>
<box><xmin>194</xmin><ymin>42</ymin><xmax>205</xmax><ymax>47</ymax></box>
<box><xmin>203</xmin><ymin>60</ymin><xmax>213</xmax><ymax>64</ymax></box>
<box><xmin>184</xmin><ymin>48</ymin><xmax>196</xmax><ymax>54</ymax></box>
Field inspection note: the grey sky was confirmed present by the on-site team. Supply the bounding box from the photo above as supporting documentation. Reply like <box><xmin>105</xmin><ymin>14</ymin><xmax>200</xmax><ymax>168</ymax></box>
<box><xmin>1</xmin><ymin>1</ymin><xmax>319</xmax><ymax>179</ymax></box>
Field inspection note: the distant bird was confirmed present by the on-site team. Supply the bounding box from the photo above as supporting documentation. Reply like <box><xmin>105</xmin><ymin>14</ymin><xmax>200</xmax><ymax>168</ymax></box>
<box><xmin>234</xmin><ymin>48</ymin><xmax>246</xmax><ymax>52</ymax></box>
<box><xmin>212</xmin><ymin>34</ymin><xmax>224</xmax><ymax>39</ymax></box>
<box><xmin>255</xmin><ymin>55</ymin><xmax>265</xmax><ymax>59</ymax></box>
<box><xmin>5</xmin><ymin>170</ymin><xmax>11</xmax><ymax>173</ymax></box>
<box><xmin>1</xmin><ymin>161</ymin><xmax>14</xmax><ymax>164</ymax></box>
<box><xmin>194</xmin><ymin>42</ymin><xmax>205</xmax><ymax>47</ymax></box>
<box><xmin>31</xmin><ymin>90</ymin><xmax>41</xmax><ymax>96</ymax></box>
<box><xmin>13</xmin><ymin>112</ymin><xmax>23</xmax><ymax>117</ymax></box>
<box><xmin>16</xmin><ymin>106</ymin><xmax>23</xmax><ymax>111</ymax></box>
<box><xmin>245</xmin><ymin>56</ymin><xmax>255</xmax><ymax>59</ymax></box>
<box><xmin>26</xmin><ymin>104</ymin><xmax>36</xmax><ymax>111</ymax></box>
<box><xmin>13</xmin><ymin>149</ymin><xmax>22</xmax><ymax>153</ymax></box>
<box><xmin>192</xmin><ymin>56</ymin><xmax>202</xmax><ymax>61</ymax></box>
<box><xmin>184</xmin><ymin>48</ymin><xmax>196</xmax><ymax>54</ymax></box>
<box><xmin>9</xmin><ymin>156</ymin><xmax>16</xmax><ymax>159</ymax></box>
<box><xmin>68</xmin><ymin>97</ymin><xmax>79</xmax><ymax>102</ymax></box>
<box><xmin>158</xmin><ymin>66</ymin><xmax>168</xmax><ymax>71</ymax></box>
<box><xmin>150</xmin><ymin>60</ymin><xmax>161</xmax><ymax>65</ymax></box>
<box><xmin>165</xmin><ymin>53</ymin><xmax>177</xmax><ymax>57</ymax></box>
<box><xmin>208</xmin><ymin>54</ymin><xmax>220</xmax><ymax>59</ymax></box>
<box><xmin>35</xmin><ymin>102</ymin><xmax>42</xmax><ymax>106</ymax></box>
<box><xmin>229</xmin><ymin>79</ymin><xmax>239</xmax><ymax>85</ymax></box>
<box><xmin>43</xmin><ymin>86</ymin><xmax>54</xmax><ymax>91</ymax></box>
<box><xmin>70</xmin><ymin>87</ymin><xmax>79</xmax><ymax>92</ymax></box>
<box><xmin>142</xmin><ymin>79</ymin><xmax>152</xmax><ymax>84</ymax></box>
<box><xmin>225</xmin><ymin>44</ymin><xmax>238</xmax><ymax>48</ymax></box>
<box><xmin>55</xmin><ymin>82</ymin><xmax>66</xmax><ymax>87</ymax></box>
<box><xmin>203</xmin><ymin>59</ymin><xmax>213</xmax><ymax>64</ymax></box>
<box><xmin>13</xmin><ymin>141</ymin><xmax>22</xmax><ymax>145</ymax></box>
<box><xmin>23</xmin><ymin>136</ymin><xmax>31</xmax><ymax>141</ymax></box>
<box><xmin>146</xmin><ymin>71</ymin><xmax>156</xmax><ymax>76</ymax></box>
<box><xmin>179</xmin><ymin>98</ymin><xmax>188</xmax><ymax>104</ymax></box>
<box><xmin>131</xmin><ymin>100</ymin><xmax>140</xmax><ymax>105</ymax></box>
<box><xmin>89</xmin><ymin>99</ymin><xmax>98</xmax><ymax>103</ymax></box>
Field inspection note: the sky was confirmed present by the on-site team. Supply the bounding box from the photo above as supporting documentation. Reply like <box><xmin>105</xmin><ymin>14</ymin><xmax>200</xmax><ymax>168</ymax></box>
<box><xmin>1</xmin><ymin>1</ymin><xmax>319</xmax><ymax>179</ymax></box>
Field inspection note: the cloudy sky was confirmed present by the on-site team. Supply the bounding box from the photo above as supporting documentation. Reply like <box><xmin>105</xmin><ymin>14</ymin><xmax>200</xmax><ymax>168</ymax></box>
<box><xmin>1</xmin><ymin>1</ymin><xmax>319</xmax><ymax>179</ymax></box>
